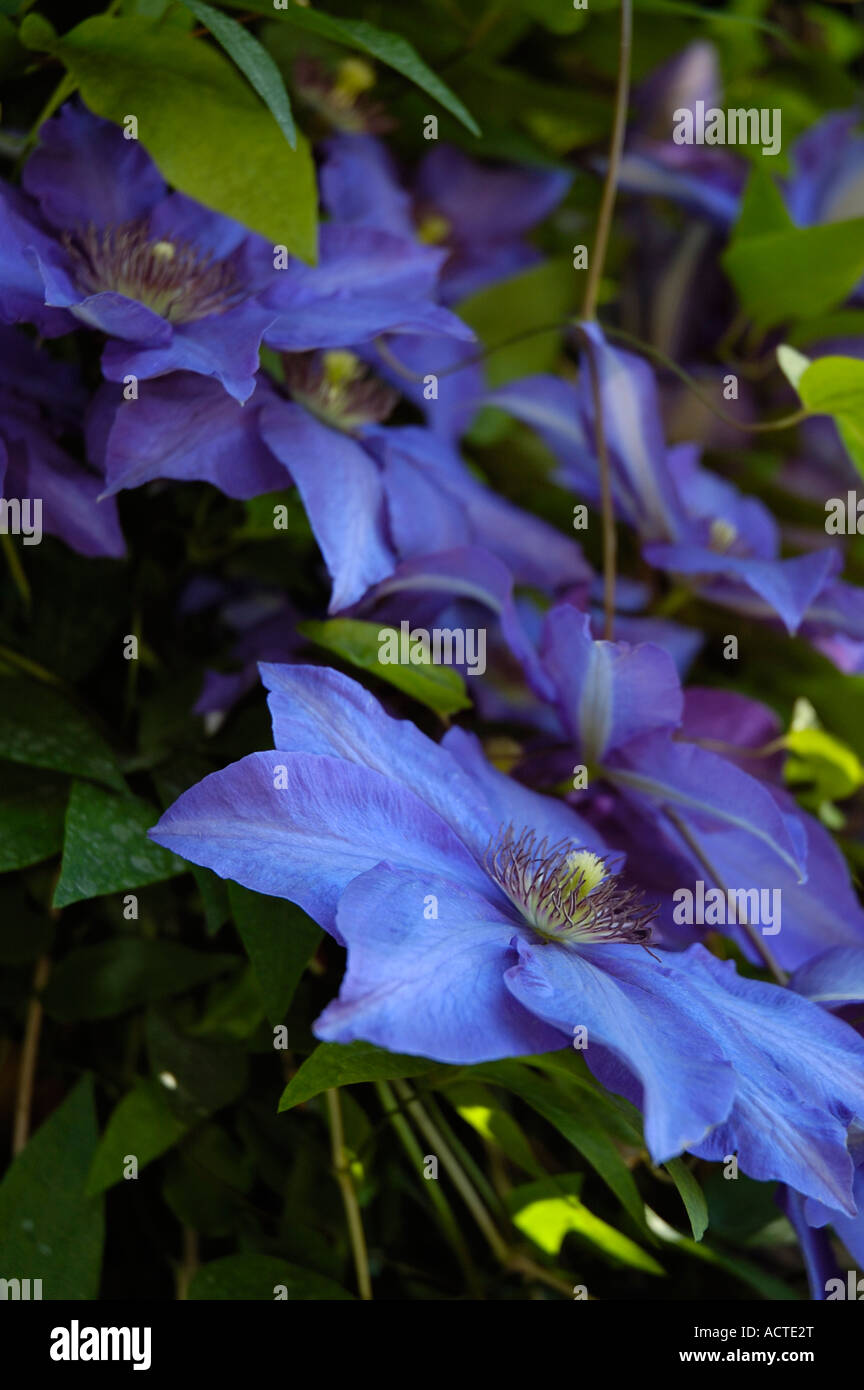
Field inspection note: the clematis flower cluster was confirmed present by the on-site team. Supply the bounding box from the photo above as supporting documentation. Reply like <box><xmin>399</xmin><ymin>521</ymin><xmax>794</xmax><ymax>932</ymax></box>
<box><xmin>4</xmin><ymin>28</ymin><xmax>864</xmax><ymax>1302</ymax></box>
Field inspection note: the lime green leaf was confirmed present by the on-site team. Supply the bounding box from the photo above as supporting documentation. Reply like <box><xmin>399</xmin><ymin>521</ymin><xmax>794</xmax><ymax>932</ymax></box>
<box><xmin>724</xmin><ymin>208</ymin><xmax>864</xmax><ymax>326</ymax></box>
<box><xmin>275</xmin><ymin>6</ymin><xmax>480</xmax><ymax>137</ymax></box>
<box><xmin>53</xmin><ymin>781</ymin><xmax>186</xmax><ymax>908</ymax></box>
<box><xmin>664</xmin><ymin>1157</ymin><xmax>709</xmax><ymax>1242</ymax></box>
<box><xmin>0</xmin><ymin>1075</ymin><xmax>104</xmax><ymax>1299</ymax></box>
<box><xmin>32</xmin><ymin>15</ymin><xmax>316</xmax><ymax>257</ymax></box>
<box><xmin>279</xmin><ymin>1041</ymin><xmax>439</xmax><ymax>1111</ymax></box>
<box><xmin>300</xmin><ymin>619</ymin><xmax>472</xmax><ymax>719</ymax></box>
<box><xmin>41</xmin><ymin>940</ymin><xmax>236</xmax><ymax>1022</ymax></box>
<box><xmin>0</xmin><ymin>679</ymin><xmax>124</xmax><ymax>789</ymax></box>
<box><xmin>784</xmin><ymin>727</ymin><xmax>864</xmax><ymax>803</ymax></box>
<box><xmin>508</xmin><ymin>1177</ymin><xmax>663</xmax><ymax>1273</ymax></box>
<box><xmin>0</xmin><ymin>765</ymin><xmax>66</xmax><ymax>872</ymax></box>
<box><xmin>179</xmin><ymin>0</ymin><xmax>296</xmax><ymax>148</ymax></box>
<box><xmin>795</xmin><ymin>355</ymin><xmax>864</xmax><ymax>475</ymax></box>
<box><xmin>188</xmin><ymin>1253</ymin><xmax>353</xmax><ymax>1300</ymax></box>
<box><xmin>86</xmin><ymin>1081</ymin><xmax>189</xmax><ymax>1195</ymax></box>
<box><xmin>228</xmin><ymin>883</ymin><xmax>322</xmax><ymax>1025</ymax></box>
<box><xmin>447</xmin><ymin>1081</ymin><xmax>544</xmax><ymax>1176</ymax></box>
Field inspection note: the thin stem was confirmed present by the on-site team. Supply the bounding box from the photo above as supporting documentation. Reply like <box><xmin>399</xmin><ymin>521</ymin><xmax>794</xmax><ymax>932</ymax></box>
<box><xmin>581</xmin><ymin>0</ymin><xmax>633</xmax><ymax>321</ymax></box>
<box><xmin>373</xmin><ymin>316</ymin><xmax>575</xmax><ymax>385</ymax></box>
<box><xmin>375</xmin><ymin>1081</ymin><xmax>480</xmax><ymax>1292</ymax></box>
<box><xmin>12</xmin><ymin>955</ymin><xmax>51</xmax><ymax>1156</ymax></box>
<box><xmin>14</xmin><ymin>72</ymin><xmax>78</xmax><ymax>172</ymax></box>
<box><xmin>393</xmin><ymin>1080</ymin><xmax>509</xmax><ymax>1262</ymax></box>
<box><xmin>175</xmin><ymin>1227</ymin><xmax>199</xmax><ymax>1301</ymax></box>
<box><xmin>325</xmin><ymin>1088</ymin><xmax>373</xmax><ymax>1301</ymax></box>
<box><xmin>604</xmin><ymin>327</ymin><xmax>811</xmax><ymax>433</ymax></box>
<box><xmin>393</xmin><ymin>1081</ymin><xmax>574</xmax><ymax>1297</ymax></box>
<box><xmin>577</xmin><ymin>328</ymin><xmax>617</xmax><ymax>639</ymax></box>
<box><xmin>665</xmin><ymin>809</ymin><xmax>788</xmax><ymax>985</ymax></box>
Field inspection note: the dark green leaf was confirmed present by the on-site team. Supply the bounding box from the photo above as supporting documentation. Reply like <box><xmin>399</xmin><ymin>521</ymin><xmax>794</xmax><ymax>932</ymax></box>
<box><xmin>275</xmin><ymin>5</ymin><xmax>480</xmax><ymax>136</ymax></box>
<box><xmin>179</xmin><ymin>0</ymin><xmax>296</xmax><ymax>147</ymax></box>
<box><xmin>0</xmin><ymin>764</ymin><xmax>66</xmax><ymax>872</ymax></box>
<box><xmin>53</xmin><ymin>781</ymin><xmax>186</xmax><ymax>908</ymax></box>
<box><xmin>0</xmin><ymin>680</ymin><xmax>123</xmax><ymax>789</ymax></box>
<box><xmin>664</xmin><ymin>1157</ymin><xmax>709</xmax><ymax>1242</ymax></box>
<box><xmin>86</xmin><ymin>1081</ymin><xmax>190</xmax><ymax>1195</ymax></box>
<box><xmin>228</xmin><ymin>882</ymin><xmax>322</xmax><ymax>1024</ymax></box>
<box><xmin>0</xmin><ymin>1075</ymin><xmax>104</xmax><ymax>1299</ymax></box>
<box><xmin>41</xmin><ymin>939</ymin><xmax>236</xmax><ymax>1021</ymax></box>
<box><xmin>279</xmin><ymin>1041</ymin><xmax>440</xmax><ymax>1111</ymax></box>
<box><xmin>188</xmin><ymin>1253</ymin><xmax>353</xmax><ymax>1300</ymax></box>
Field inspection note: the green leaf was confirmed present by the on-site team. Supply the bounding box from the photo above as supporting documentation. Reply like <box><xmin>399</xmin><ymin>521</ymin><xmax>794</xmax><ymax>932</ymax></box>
<box><xmin>794</xmin><ymin>355</ymin><xmax>864</xmax><ymax>476</ymax></box>
<box><xmin>32</xmin><ymin>15</ymin><xmax>316</xmax><ymax>258</ymax></box>
<box><xmin>646</xmin><ymin>1206</ymin><xmax>799</xmax><ymax>1300</ymax></box>
<box><xmin>0</xmin><ymin>764</ymin><xmax>66</xmax><ymax>872</ymax></box>
<box><xmin>0</xmin><ymin>679</ymin><xmax>124</xmax><ymax>789</ymax></box>
<box><xmin>274</xmin><ymin>5</ymin><xmax>480</xmax><ymax>137</ymax></box>
<box><xmin>473</xmin><ymin>1060</ymin><xmax>649</xmax><ymax>1234</ymax></box>
<box><xmin>86</xmin><ymin>1081</ymin><xmax>190</xmax><ymax>1195</ymax></box>
<box><xmin>733</xmin><ymin>166</ymin><xmax>793</xmax><ymax>240</ymax></box>
<box><xmin>724</xmin><ymin>199</ymin><xmax>864</xmax><ymax>326</ymax></box>
<box><xmin>41</xmin><ymin>939</ymin><xmax>236</xmax><ymax>1021</ymax></box>
<box><xmin>228</xmin><ymin>882</ymin><xmax>322</xmax><ymax>1024</ymax></box>
<box><xmin>458</xmin><ymin>258</ymin><xmax>577</xmax><ymax>387</ymax></box>
<box><xmin>188</xmin><ymin>1253</ymin><xmax>353</xmax><ymax>1300</ymax></box>
<box><xmin>53</xmin><ymin>781</ymin><xmax>186</xmax><ymax>908</ymax></box>
<box><xmin>279</xmin><ymin>1041</ymin><xmax>439</xmax><ymax>1111</ymax></box>
<box><xmin>300</xmin><ymin>619</ymin><xmax>472</xmax><ymax>719</ymax></box>
<box><xmin>448</xmin><ymin>1081</ymin><xmax>544</xmax><ymax>1176</ymax></box>
<box><xmin>507</xmin><ymin>1177</ymin><xmax>664</xmax><ymax>1273</ymax></box>
<box><xmin>784</xmin><ymin>726</ymin><xmax>864</xmax><ymax>803</ymax></box>
<box><xmin>664</xmin><ymin>1157</ymin><xmax>709</xmax><ymax>1242</ymax></box>
<box><xmin>146</xmin><ymin>1011</ymin><xmax>248</xmax><ymax>1121</ymax></box>
<box><xmin>179</xmin><ymin>0</ymin><xmax>296</xmax><ymax>148</ymax></box>
<box><xmin>0</xmin><ymin>1075</ymin><xmax>104</xmax><ymax>1299</ymax></box>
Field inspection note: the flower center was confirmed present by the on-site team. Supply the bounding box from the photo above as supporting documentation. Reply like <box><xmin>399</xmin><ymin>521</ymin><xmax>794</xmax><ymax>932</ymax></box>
<box><xmin>281</xmin><ymin>350</ymin><xmax>398</xmax><ymax>432</ymax></box>
<box><xmin>709</xmin><ymin>518</ymin><xmax>739</xmax><ymax>554</ymax></box>
<box><xmin>485</xmin><ymin>824</ymin><xmax>656</xmax><ymax>946</ymax></box>
<box><xmin>415</xmin><ymin>210</ymin><xmax>452</xmax><ymax>246</ymax></box>
<box><xmin>64</xmin><ymin>219</ymin><xmax>245</xmax><ymax>323</ymax></box>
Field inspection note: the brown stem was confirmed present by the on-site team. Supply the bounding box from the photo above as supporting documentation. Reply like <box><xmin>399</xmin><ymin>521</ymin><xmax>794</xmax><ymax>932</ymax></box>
<box><xmin>581</xmin><ymin>0</ymin><xmax>633</xmax><ymax>321</ymax></box>
<box><xmin>12</xmin><ymin>955</ymin><xmax>51</xmax><ymax>1157</ymax></box>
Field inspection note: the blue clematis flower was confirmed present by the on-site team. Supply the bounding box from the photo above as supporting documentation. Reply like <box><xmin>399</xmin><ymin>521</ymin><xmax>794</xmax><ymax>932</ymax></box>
<box><xmin>491</xmin><ymin>323</ymin><xmax>864</xmax><ymax>645</ymax></box>
<box><xmin>90</xmin><ymin>354</ymin><xmax>589</xmax><ymax>611</ymax></box>
<box><xmin>495</xmin><ymin>602</ymin><xmax>864</xmax><ymax>972</ymax></box>
<box><xmin>0</xmin><ymin>325</ymin><xmax>123</xmax><ymax>557</ymax></box>
<box><xmin>320</xmin><ymin>134</ymin><xmax>571</xmax><ymax>304</ymax></box>
<box><xmin>1</xmin><ymin>104</ymin><xmax>471</xmax><ymax>404</ymax></box>
<box><xmin>149</xmin><ymin>661</ymin><xmax>864</xmax><ymax>1215</ymax></box>
<box><xmin>617</xmin><ymin>42</ymin><xmax>864</xmax><ymax>237</ymax></box>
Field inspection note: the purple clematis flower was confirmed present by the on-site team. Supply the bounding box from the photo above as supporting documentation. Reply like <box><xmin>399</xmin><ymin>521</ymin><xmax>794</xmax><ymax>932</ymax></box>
<box><xmin>618</xmin><ymin>42</ymin><xmax>864</xmax><ymax>237</ymax></box>
<box><xmin>90</xmin><ymin>354</ymin><xmax>589</xmax><ymax>611</ymax></box>
<box><xmin>491</xmin><ymin>323</ymin><xmax>864</xmax><ymax>644</ymax></box>
<box><xmin>320</xmin><ymin>134</ymin><xmax>571</xmax><ymax>304</ymax></box>
<box><xmin>149</xmin><ymin>661</ymin><xmax>864</xmax><ymax>1215</ymax></box>
<box><xmin>2</xmin><ymin>104</ymin><xmax>471</xmax><ymax>404</ymax></box>
<box><xmin>504</xmin><ymin>602</ymin><xmax>864</xmax><ymax>972</ymax></box>
<box><xmin>0</xmin><ymin>325</ymin><xmax>123</xmax><ymax>557</ymax></box>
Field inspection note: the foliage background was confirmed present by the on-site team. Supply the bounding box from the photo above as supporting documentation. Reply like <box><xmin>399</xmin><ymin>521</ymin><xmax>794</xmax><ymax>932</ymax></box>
<box><xmin>1</xmin><ymin>0</ymin><xmax>863</xmax><ymax>1303</ymax></box>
